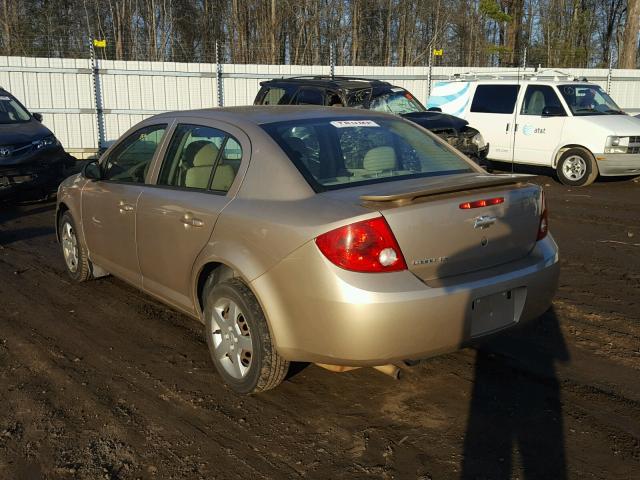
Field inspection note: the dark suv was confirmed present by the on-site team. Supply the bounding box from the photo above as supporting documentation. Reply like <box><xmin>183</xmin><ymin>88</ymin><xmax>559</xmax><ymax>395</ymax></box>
<box><xmin>254</xmin><ymin>76</ymin><xmax>489</xmax><ymax>163</ymax></box>
<box><xmin>0</xmin><ymin>87</ymin><xmax>74</xmax><ymax>199</ymax></box>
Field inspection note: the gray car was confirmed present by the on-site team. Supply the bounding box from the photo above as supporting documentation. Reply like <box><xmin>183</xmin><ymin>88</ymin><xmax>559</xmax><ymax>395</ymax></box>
<box><xmin>56</xmin><ymin>106</ymin><xmax>559</xmax><ymax>394</ymax></box>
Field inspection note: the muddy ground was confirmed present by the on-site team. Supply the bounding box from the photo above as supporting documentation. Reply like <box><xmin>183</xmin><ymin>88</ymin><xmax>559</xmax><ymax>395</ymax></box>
<box><xmin>0</xmin><ymin>173</ymin><xmax>638</xmax><ymax>480</ymax></box>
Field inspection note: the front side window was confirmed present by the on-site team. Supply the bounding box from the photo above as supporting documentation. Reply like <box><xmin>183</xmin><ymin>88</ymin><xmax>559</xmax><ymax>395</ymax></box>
<box><xmin>471</xmin><ymin>85</ymin><xmax>521</xmax><ymax>114</ymax></box>
<box><xmin>369</xmin><ymin>90</ymin><xmax>426</xmax><ymax>115</ymax></box>
<box><xmin>558</xmin><ymin>84</ymin><xmax>624</xmax><ymax>115</ymax></box>
<box><xmin>158</xmin><ymin>124</ymin><xmax>240</xmax><ymax>192</ymax></box>
<box><xmin>0</xmin><ymin>94</ymin><xmax>31</xmax><ymax>124</ymax></box>
<box><xmin>263</xmin><ymin>117</ymin><xmax>473</xmax><ymax>191</ymax></box>
<box><xmin>102</xmin><ymin>124</ymin><xmax>167</xmax><ymax>183</ymax></box>
<box><xmin>521</xmin><ymin>85</ymin><xmax>565</xmax><ymax>116</ymax></box>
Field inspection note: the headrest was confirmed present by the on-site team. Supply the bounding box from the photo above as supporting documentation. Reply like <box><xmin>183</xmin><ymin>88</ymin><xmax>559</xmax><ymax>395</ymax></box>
<box><xmin>363</xmin><ymin>146</ymin><xmax>396</xmax><ymax>171</ymax></box>
<box><xmin>183</xmin><ymin>140</ymin><xmax>210</xmax><ymax>164</ymax></box>
<box><xmin>193</xmin><ymin>143</ymin><xmax>219</xmax><ymax>167</ymax></box>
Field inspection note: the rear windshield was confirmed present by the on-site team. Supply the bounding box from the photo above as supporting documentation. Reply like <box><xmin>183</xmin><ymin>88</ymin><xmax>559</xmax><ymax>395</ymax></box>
<box><xmin>262</xmin><ymin>117</ymin><xmax>473</xmax><ymax>191</ymax></box>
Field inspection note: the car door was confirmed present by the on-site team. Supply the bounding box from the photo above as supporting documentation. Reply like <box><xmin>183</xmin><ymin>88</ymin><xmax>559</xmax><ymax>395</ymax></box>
<box><xmin>465</xmin><ymin>84</ymin><xmax>521</xmax><ymax>162</ymax></box>
<box><xmin>513</xmin><ymin>84</ymin><xmax>567</xmax><ymax>165</ymax></box>
<box><xmin>136</xmin><ymin>120</ymin><xmax>247</xmax><ymax>313</ymax></box>
<box><xmin>81</xmin><ymin>123</ymin><xmax>168</xmax><ymax>285</ymax></box>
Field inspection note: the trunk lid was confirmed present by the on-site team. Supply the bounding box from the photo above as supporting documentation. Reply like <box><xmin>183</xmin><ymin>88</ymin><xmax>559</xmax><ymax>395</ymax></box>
<box><xmin>321</xmin><ymin>174</ymin><xmax>543</xmax><ymax>280</ymax></box>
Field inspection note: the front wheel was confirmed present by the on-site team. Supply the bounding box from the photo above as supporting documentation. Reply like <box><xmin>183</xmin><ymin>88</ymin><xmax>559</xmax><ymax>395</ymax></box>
<box><xmin>556</xmin><ymin>148</ymin><xmax>598</xmax><ymax>186</ymax></box>
<box><xmin>58</xmin><ymin>211</ymin><xmax>92</xmax><ymax>282</ymax></box>
<box><xmin>204</xmin><ymin>278</ymin><xmax>289</xmax><ymax>394</ymax></box>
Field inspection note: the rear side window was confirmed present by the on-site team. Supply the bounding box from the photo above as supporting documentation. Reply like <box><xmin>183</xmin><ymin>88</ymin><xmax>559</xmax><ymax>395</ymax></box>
<box><xmin>263</xmin><ymin>118</ymin><xmax>472</xmax><ymax>191</ymax></box>
<box><xmin>471</xmin><ymin>85</ymin><xmax>521</xmax><ymax>114</ymax></box>
<box><xmin>294</xmin><ymin>88</ymin><xmax>325</xmax><ymax>105</ymax></box>
<box><xmin>261</xmin><ymin>87</ymin><xmax>288</xmax><ymax>105</ymax></box>
<box><xmin>157</xmin><ymin>124</ymin><xmax>239</xmax><ymax>193</ymax></box>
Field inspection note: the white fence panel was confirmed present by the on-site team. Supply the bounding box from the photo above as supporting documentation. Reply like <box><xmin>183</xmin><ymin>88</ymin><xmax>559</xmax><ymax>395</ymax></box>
<box><xmin>1</xmin><ymin>56</ymin><xmax>639</xmax><ymax>158</ymax></box>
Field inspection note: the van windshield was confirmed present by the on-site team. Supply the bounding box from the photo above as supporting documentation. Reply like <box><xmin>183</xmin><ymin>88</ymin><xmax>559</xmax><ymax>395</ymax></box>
<box><xmin>0</xmin><ymin>95</ymin><xmax>31</xmax><ymax>124</ymax></box>
<box><xmin>262</xmin><ymin>117</ymin><xmax>472</xmax><ymax>192</ymax></box>
<box><xmin>558</xmin><ymin>84</ymin><xmax>624</xmax><ymax>115</ymax></box>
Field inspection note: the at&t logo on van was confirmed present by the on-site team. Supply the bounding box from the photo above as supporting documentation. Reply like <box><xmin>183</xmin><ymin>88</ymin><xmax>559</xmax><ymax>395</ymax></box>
<box><xmin>523</xmin><ymin>125</ymin><xmax>546</xmax><ymax>136</ymax></box>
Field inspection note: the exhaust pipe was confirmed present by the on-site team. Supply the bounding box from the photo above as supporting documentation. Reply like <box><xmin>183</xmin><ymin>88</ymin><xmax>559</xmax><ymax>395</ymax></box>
<box><xmin>316</xmin><ymin>363</ymin><xmax>360</xmax><ymax>373</ymax></box>
<box><xmin>373</xmin><ymin>364</ymin><xmax>401</xmax><ymax>379</ymax></box>
<box><xmin>316</xmin><ymin>363</ymin><xmax>401</xmax><ymax>379</ymax></box>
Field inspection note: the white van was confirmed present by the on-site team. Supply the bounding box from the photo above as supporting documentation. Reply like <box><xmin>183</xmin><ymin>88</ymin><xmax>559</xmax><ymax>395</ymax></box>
<box><xmin>428</xmin><ymin>74</ymin><xmax>640</xmax><ymax>186</ymax></box>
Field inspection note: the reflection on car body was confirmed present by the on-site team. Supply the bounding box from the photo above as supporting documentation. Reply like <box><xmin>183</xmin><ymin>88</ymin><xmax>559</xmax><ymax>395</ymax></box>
<box><xmin>56</xmin><ymin>106</ymin><xmax>558</xmax><ymax>394</ymax></box>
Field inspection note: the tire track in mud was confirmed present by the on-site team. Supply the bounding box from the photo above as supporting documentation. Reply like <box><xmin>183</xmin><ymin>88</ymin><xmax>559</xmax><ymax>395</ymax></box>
<box><xmin>0</xmin><ymin>178</ymin><xmax>639</xmax><ymax>479</ymax></box>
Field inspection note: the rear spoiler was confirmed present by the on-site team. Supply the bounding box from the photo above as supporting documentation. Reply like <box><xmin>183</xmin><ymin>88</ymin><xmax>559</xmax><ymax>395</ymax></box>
<box><xmin>360</xmin><ymin>174</ymin><xmax>535</xmax><ymax>204</ymax></box>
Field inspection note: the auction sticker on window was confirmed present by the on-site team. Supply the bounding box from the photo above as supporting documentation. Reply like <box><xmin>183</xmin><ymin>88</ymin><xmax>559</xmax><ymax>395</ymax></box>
<box><xmin>330</xmin><ymin>120</ymin><xmax>380</xmax><ymax>128</ymax></box>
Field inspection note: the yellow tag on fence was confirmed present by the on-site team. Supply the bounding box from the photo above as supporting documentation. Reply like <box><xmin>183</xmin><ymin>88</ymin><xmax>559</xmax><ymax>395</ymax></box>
<box><xmin>93</xmin><ymin>39</ymin><xmax>107</xmax><ymax>48</ymax></box>
<box><xmin>433</xmin><ymin>49</ymin><xmax>443</xmax><ymax>56</ymax></box>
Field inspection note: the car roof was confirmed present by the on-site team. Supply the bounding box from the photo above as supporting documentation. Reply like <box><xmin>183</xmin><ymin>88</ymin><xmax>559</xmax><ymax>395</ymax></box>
<box><xmin>151</xmin><ymin>105</ymin><xmax>400</xmax><ymax>127</ymax></box>
<box><xmin>261</xmin><ymin>76</ymin><xmax>392</xmax><ymax>90</ymax></box>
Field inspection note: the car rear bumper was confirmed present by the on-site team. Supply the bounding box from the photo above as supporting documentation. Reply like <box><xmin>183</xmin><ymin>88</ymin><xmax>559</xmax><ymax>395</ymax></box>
<box><xmin>595</xmin><ymin>153</ymin><xmax>640</xmax><ymax>176</ymax></box>
<box><xmin>252</xmin><ymin>235</ymin><xmax>559</xmax><ymax>366</ymax></box>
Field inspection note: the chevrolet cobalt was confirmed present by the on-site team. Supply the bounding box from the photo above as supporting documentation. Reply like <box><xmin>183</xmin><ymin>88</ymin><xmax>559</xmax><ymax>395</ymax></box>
<box><xmin>56</xmin><ymin>107</ymin><xmax>559</xmax><ymax>393</ymax></box>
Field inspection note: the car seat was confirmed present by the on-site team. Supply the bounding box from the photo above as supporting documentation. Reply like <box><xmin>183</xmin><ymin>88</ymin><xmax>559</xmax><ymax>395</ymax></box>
<box><xmin>185</xmin><ymin>143</ymin><xmax>219</xmax><ymax>189</ymax></box>
<box><xmin>363</xmin><ymin>146</ymin><xmax>396</xmax><ymax>174</ymax></box>
<box><xmin>527</xmin><ymin>91</ymin><xmax>546</xmax><ymax>116</ymax></box>
<box><xmin>176</xmin><ymin>140</ymin><xmax>210</xmax><ymax>185</ymax></box>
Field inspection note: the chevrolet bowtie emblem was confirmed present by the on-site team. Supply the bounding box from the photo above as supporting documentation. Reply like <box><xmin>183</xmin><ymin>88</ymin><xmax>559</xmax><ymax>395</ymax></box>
<box><xmin>474</xmin><ymin>215</ymin><xmax>496</xmax><ymax>229</ymax></box>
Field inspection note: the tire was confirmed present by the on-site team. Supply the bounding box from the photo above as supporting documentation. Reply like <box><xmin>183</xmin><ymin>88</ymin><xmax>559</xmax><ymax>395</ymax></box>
<box><xmin>556</xmin><ymin>148</ymin><xmax>598</xmax><ymax>186</ymax></box>
<box><xmin>58</xmin><ymin>211</ymin><xmax>92</xmax><ymax>282</ymax></box>
<box><xmin>204</xmin><ymin>278</ymin><xmax>289</xmax><ymax>394</ymax></box>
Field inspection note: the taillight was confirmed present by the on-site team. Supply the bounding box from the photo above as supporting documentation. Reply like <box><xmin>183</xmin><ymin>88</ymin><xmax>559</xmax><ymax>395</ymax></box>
<box><xmin>315</xmin><ymin>217</ymin><xmax>407</xmax><ymax>273</ymax></box>
<box><xmin>459</xmin><ymin>197</ymin><xmax>504</xmax><ymax>209</ymax></box>
<box><xmin>537</xmin><ymin>191</ymin><xmax>548</xmax><ymax>240</ymax></box>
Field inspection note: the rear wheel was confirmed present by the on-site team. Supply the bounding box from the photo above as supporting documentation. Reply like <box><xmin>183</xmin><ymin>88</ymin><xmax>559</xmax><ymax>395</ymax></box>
<box><xmin>59</xmin><ymin>211</ymin><xmax>92</xmax><ymax>282</ymax></box>
<box><xmin>556</xmin><ymin>148</ymin><xmax>598</xmax><ymax>186</ymax></box>
<box><xmin>204</xmin><ymin>278</ymin><xmax>289</xmax><ymax>394</ymax></box>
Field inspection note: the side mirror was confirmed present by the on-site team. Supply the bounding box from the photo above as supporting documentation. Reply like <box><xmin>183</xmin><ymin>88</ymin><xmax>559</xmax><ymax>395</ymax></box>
<box><xmin>33</xmin><ymin>112</ymin><xmax>43</xmax><ymax>122</ymax></box>
<box><xmin>542</xmin><ymin>106</ymin><xmax>566</xmax><ymax>117</ymax></box>
<box><xmin>428</xmin><ymin>107</ymin><xmax>442</xmax><ymax>112</ymax></box>
<box><xmin>82</xmin><ymin>160</ymin><xmax>102</xmax><ymax>181</ymax></box>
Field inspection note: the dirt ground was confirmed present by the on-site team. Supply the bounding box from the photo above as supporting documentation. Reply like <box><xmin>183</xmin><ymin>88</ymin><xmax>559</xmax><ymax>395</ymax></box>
<box><xmin>0</xmin><ymin>173</ymin><xmax>638</xmax><ymax>480</ymax></box>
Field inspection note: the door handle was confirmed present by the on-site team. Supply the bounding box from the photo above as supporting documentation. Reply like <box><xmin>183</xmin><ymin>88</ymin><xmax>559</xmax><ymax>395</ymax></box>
<box><xmin>118</xmin><ymin>200</ymin><xmax>134</xmax><ymax>213</ymax></box>
<box><xmin>180</xmin><ymin>213</ymin><xmax>204</xmax><ymax>228</ymax></box>
<box><xmin>505</xmin><ymin>123</ymin><xmax>510</xmax><ymax>132</ymax></box>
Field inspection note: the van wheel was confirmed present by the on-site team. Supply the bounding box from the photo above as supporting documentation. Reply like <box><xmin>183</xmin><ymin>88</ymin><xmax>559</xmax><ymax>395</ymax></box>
<box><xmin>58</xmin><ymin>211</ymin><xmax>92</xmax><ymax>282</ymax></box>
<box><xmin>204</xmin><ymin>278</ymin><xmax>289</xmax><ymax>394</ymax></box>
<box><xmin>556</xmin><ymin>148</ymin><xmax>598</xmax><ymax>186</ymax></box>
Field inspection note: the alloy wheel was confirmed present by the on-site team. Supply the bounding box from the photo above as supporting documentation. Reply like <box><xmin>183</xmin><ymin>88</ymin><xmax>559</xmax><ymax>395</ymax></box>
<box><xmin>61</xmin><ymin>221</ymin><xmax>79</xmax><ymax>273</ymax></box>
<box><xmin>562</xmin><ymin>155</ymin><xmax>587</xmax><ymax>181</ymax></box>
<box><xmin>210</xmin><ymin>297</ymin><xmax>253</xmax><ymax>379</ymax></box>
